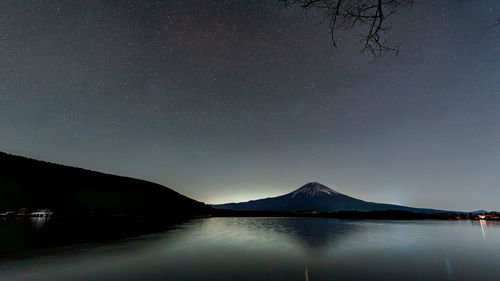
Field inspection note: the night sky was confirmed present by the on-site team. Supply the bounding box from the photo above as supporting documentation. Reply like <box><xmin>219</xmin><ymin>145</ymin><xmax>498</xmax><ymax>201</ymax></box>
<box><xmin>1</xmin><ymin>0</ymin><xmax>499</xmax><ymax>211</ymax></box>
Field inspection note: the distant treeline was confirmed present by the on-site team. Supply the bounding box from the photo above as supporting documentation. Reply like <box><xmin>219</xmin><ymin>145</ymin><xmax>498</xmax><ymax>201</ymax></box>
<box><xmin>212</xmin><ymin>209</ymin><xmax>500</xmax><ymax>220</ymax></box>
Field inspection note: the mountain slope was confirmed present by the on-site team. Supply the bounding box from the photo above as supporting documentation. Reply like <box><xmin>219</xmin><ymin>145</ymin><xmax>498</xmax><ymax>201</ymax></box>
<box><xmin>213</xmin><ymin>182</ymin><xmax>449</xmax><ymax>213</ymax></box>
<box><xmin>0</xmin><ymin>151</ymin><xmax>212</xmax><ymax>217</ymax></box>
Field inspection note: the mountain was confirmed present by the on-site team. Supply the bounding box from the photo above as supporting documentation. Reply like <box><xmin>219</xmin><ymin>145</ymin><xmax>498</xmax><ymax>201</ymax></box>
<box><xmin>0</xmin><ymin>151</ymin><xmax>212</xmax><ymax>217</ymax></box>
<box><xmin>470</xmin><ymin>210</ymin><xmax>489</xmax><ymax>215</ymax></box>
<box><xmin>212</xmin><ymin>182</ymin><xmax>449</xmax><ymax>214</ymax></box>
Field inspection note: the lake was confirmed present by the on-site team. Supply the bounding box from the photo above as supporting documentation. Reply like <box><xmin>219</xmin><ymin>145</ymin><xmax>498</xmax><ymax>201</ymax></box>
<box><xmin>0</xmin><ymin>217</ymin><xmax>498</xmax><ymax>281</ymax></box>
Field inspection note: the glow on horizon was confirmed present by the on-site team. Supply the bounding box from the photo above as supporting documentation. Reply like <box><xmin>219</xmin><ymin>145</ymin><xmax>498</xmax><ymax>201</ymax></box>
<box><xmin>204</xmin><ymin>189</ymin><xmax>289</xmax><ymax>205</ymax></box>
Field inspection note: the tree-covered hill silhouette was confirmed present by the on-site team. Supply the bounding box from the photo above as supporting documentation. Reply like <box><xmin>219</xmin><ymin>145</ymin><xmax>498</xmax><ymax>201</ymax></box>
<box><xmin>0</xmin><ymin>151</ymin><xmax>212</xmax><ymax>218</ymax></box>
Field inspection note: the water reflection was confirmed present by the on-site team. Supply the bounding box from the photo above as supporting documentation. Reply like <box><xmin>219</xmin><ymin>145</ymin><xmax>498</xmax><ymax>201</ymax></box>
<box><xmin>243</xmin><ymin>217</ymin><xmax>358</xmax><ymax>251</ymax></box>
<box><xmin>480</xmin><ymin>219</ymin><xmax>487</xmax><ymax>240</ymax></box>
<box><xmin>193</xmin><ymin>217</ymin><xmax>360</xmax><ymax>256</ymax></box>
<box><xmin>2</xmin><ymin>218</ymin><xmax>500</xmax><ymax>281</ymax></box>
<box><xmin>30</xmin><ymin>217</ymin><xmax>50</xmax><ymax>231</ymax></box>
<box><xmin>444</xmin><ymin>254</ymin><xmax>453</xmax><ymax>280</ymax></box>
<box><xmin>0</xmin><ymin>217</ymin><xmax>186</xmax><ymax>257</ymax></box>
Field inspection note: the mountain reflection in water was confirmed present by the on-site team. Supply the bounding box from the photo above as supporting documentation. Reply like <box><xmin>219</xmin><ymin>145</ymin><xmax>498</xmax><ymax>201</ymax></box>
<box><xmin>201</xmin><ymin>217</ymin><xmax>359</xmax><ymax>253</ymax></box>
<box><xmin>1</xmin><ymin>217</ymin><xmax>500</xmax><ymax>281</ymax></box>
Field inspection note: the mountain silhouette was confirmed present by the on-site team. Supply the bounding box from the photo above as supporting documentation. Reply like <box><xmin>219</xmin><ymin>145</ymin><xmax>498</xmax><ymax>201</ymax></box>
<box><xmin>213</xmin><ymin>182</ymin><xmax>448</xmax><ymax>213</ymax></box>
<box><xmin>0</xmin><ymin>151</ymin><xmax>211</xmax><ymax>217</ymax></box>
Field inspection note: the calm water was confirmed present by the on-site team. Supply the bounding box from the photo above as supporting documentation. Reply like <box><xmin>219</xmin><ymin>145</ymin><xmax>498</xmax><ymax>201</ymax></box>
<box><xmin>0</xmin><ymin>217</ymin><xmax>499</xmax><ymax>281</ymax></box>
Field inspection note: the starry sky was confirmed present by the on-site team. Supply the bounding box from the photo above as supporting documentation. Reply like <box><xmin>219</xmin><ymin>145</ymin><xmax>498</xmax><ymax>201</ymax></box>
<box><xmin>1</xmin><ymin>0</ymin><xmax>499</xmax><ymax>211</ymax></box>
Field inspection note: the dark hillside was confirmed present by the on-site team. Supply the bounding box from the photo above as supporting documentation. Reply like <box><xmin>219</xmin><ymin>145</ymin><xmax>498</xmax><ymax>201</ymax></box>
<box><xmin>0</xmin><ymin>151</ymin><xmax>212</xmax><ymax>217</ymax></box>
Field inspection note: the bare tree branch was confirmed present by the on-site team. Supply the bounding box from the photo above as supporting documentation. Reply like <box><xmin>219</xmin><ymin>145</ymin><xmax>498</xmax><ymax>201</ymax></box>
<box><xmin>281</xmin><ymin>0</ymin><xmax>414</xmax><ymax>56</ymax></box>
<box><xmin>486</xmin><ymin>17</ymin><xmax>500</xmax><ymax>30</ymax></box>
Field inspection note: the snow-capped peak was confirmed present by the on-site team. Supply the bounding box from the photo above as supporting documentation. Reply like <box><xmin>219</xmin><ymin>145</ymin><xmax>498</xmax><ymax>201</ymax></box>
<box><xmin>289</xmin><ymin>182</ymin><xmax>340</xmax><ymax>198</ymax></box>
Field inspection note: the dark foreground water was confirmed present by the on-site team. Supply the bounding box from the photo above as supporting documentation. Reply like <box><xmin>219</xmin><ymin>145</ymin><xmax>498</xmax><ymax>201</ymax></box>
<box><xmin>0</xmin><ymin>217</ymin><xmax>499</xmax><ymax>281</ymax></box>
